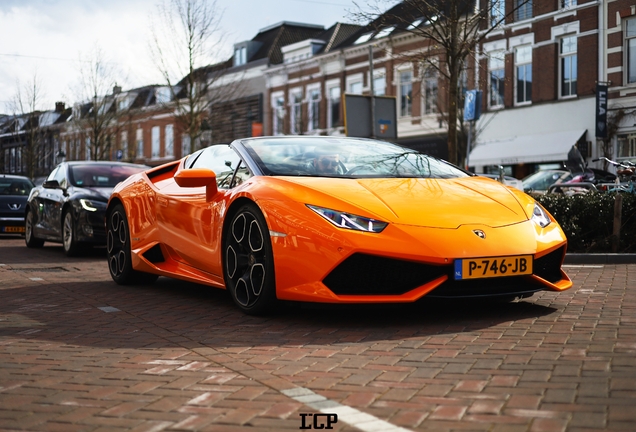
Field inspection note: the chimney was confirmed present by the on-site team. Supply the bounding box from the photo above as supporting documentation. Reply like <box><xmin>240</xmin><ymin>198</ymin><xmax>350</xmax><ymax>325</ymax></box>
<box><xmin>55</xmin><ymin>102</ymin><xmax>65</xmax><ymax>113</ymax></box>
<box><xmin>113</xmin><ymin>85</ymin><xmax>122</xmax><ymax>95</ymax></box>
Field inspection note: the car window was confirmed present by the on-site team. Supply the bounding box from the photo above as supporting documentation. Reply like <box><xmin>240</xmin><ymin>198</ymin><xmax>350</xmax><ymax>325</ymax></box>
<box><xmin>46</xmin><ymin>166</ymin><xmax>59</xmax><ymax>182</ymax></box>
<box><xmin>69</xmin><ymin>164</ymin><xmax>146</xmax><ymax>188</ymax></box>
<box><xmin>189</xmin><ymin>145</ymin><xmax>244</xmax><ymax>189</ymax></box>
<box><xmin>231</xmin><ymin>161</ymin><xmax>252</xmax><ymax>188</ymax></box>
<box><xmin>0</xmin><ymin>179</ymin><xmax>34</xmax><ymax>196</ymax></box>
<box><xmin>53</xmin><ymin>165</ymin><xmax>67</xmax><ymax>188</ymax></box>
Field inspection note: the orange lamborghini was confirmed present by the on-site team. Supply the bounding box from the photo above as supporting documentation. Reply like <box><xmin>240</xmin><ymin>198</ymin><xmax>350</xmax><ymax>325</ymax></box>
<box><xmin>106</xmin><ymin>136</ymin><xmax>572</xmax><ymax>314</ymax></box>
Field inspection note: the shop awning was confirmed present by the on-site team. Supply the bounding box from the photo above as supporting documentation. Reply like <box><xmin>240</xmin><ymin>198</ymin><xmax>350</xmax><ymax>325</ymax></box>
<box><xmin>468</xmin><ymin>129</ymin><xmax>587</xmax><ymax>166</ymax></box>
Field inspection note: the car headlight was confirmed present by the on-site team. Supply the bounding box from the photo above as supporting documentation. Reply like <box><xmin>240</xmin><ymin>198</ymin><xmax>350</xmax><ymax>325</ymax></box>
<box><xmin>307</xmin><ymin>204</ymin><xmax>388</xmax><ymax>233</ymax></box>
<box><xmin>79</xmin><ymin>199</ymin><xmax>104</xmax><ymax>212</ymax></box>
<box><xmin>531</xmin><ymin>202</ymin><xmax>551</xmax><ymax>228</ymax></box>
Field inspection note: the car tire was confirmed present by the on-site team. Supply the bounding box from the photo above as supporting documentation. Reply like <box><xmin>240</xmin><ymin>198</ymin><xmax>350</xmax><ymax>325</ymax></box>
<box><xmin>62</xmin><ymin>209</ymin><xmax>83</xmax><ymax>257</ymax></box>
<box><xmin>25</xmin><ymin>210</ymin><xmax>44</xmax><ymax>248</ymax></box>
<box><xmin>107</xmin><ymin>203</ymin><xmax>158</xmax><ymax>285</ymax></box>
<box><xmin>223</xmin><ymin>202</ymin><xmax>277</xmax><ymax>315</ymax></box>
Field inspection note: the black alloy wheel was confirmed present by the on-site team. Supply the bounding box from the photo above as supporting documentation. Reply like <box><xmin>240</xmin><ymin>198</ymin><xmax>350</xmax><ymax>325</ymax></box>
<box><xmin>223</xmin><ymin>202</ymin><xmax>276</xmax><ymax>315</ymax></box>
<box><xmin>107</xmin><ymin>203</ymin><xmax>158</xmax><ymax>285</ymax></box>
<box><xmin>62</xmin><ymin>209</ymin><xmax>82</xmax><ymax>257</ymax></box>
<box><xmin>24</xmin><ymin>210</ymin><xmax>44</xmax><ymax>248</ymax></box>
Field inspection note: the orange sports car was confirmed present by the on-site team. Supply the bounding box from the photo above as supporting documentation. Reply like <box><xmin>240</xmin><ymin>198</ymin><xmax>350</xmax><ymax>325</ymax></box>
<box><xmin>106</xmin><ymin>136</ymin><xmax>572</xmax><ymax>314</ymax></box>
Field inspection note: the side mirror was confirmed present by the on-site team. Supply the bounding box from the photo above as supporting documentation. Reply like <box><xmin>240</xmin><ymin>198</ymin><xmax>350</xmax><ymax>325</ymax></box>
<box><xmin>42</xmin><ymin>180</ymin><xmax>60</xmax><ymax>189</ymax></box>
<box><xmin>174</xmin><ymin>168</ymin><xmax>218</xmax><ymax>201</ymax></box>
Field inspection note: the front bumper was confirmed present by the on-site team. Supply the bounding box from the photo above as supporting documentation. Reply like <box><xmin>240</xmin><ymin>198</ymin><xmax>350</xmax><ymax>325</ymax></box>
<box><xmin>0</xmin><ymin>216</ymin><xmax>26</xmax><ymax>233</ymax></box>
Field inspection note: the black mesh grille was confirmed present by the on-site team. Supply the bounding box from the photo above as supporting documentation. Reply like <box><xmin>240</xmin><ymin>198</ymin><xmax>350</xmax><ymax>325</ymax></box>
<box><xmin>142</xmin><ymin>244</ymin><xmax>165</xmax><ymax>264</ymax></box>
<box><xmin>323</xmin><ymin>253</ymin><xmax>448</xmax><ymax>295</ymax></box>
<box><xmin>534</xmin><ymin>246</ymin><xmax>566</xmax><ymax>283</ymax></box>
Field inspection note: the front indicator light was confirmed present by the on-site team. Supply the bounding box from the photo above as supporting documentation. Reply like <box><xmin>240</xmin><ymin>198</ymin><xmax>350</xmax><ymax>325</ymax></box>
<box><xmin>307</xmin><ymin>204</ymin><xmax>388</xmax><ymax>233</ymax></box>
<box><xmin>80</xmin><ymin>199</ymin><xmax>99</xmax><ymax>212</ymax></box>
<box><xmin>532</xmin><ymin>202</ymin><xmax>551</xmax><ymax>228</ymax></box>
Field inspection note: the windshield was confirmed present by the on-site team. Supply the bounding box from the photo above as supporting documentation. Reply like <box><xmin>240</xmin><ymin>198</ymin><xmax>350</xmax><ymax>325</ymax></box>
<box><xmin>69</xmin><ymin>164</ymin><xmax>146</xmax><ymax>188</ymax></box>
<box><xmin>0</xmin><ymin>178</ymin><xmax>34</xmax><ymax>196</ymax></box>
<box><xmin>522</xmin><ymin>170</ymin><xmax>571</xmax><ymax>191</ymax></box>
<box><xmin>241</xmin><ymin>137</ymin><xmax>469</xmax><ymax>179</ymax></box>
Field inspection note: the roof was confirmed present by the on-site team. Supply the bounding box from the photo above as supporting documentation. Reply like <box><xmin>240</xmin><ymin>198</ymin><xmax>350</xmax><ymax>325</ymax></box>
<box><xmin>247</xmin><ymin>22</ymin><xmax>326</xmax><ymax>65</ymax></box>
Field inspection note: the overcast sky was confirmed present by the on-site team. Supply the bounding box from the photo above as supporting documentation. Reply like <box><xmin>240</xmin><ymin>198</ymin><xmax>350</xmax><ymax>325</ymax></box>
<box><xmin>0</xmin><ymin>0</ymin><xmax>375</xmax><ymax>114</ymax></box>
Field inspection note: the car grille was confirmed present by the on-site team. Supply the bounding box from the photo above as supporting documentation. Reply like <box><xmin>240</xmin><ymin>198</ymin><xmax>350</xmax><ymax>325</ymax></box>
<box><xmin>323</xmin><ymin>247</ymin><xmax>567</xmax><ymax>297</ymax></box>
<box><xmin>323</xmin><ymin>253</ymin><xmax>448</xmax><ymax>295</ymax></box>
<box><xmin>534</xmin><ymin>246</ymin><xmax>566</xmax><ymax>283</ymax></box>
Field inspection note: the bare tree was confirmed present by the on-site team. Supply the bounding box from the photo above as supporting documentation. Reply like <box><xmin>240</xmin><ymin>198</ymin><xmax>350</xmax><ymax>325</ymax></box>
<box><xmin>71</xmin><ymin>45</ymin><xmax>127</xmax><ymax>161</ymax></box>
<box><xmin>352</xmin><ymin>0</ymin><xmax>530</xmax><ymax>165</ymax></box>
<box><xmin>149</xmin><ymin>0</ymin><xmax>235</xmax><ymax>151</ymax></box>
<box><xmin>9</xmin><ymin>71</ymin><xmax>46</xmax><ymax>178</ymax></box>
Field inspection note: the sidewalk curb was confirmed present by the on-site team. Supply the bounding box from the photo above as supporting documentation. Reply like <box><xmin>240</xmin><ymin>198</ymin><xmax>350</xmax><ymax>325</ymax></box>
<box><xmin>564</xmin><ymin>253</ymin><xmax>636</xmax><ymax>264</ymax></box>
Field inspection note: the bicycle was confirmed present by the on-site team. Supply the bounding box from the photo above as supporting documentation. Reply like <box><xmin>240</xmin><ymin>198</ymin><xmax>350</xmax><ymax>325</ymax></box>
<box><xmin>593</xmin><ymin>157</ymin><xmax>636</xmax><ymax>194</ymax></box>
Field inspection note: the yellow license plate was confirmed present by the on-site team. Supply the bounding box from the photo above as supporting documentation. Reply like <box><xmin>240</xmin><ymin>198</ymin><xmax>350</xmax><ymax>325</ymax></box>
<box><xmin>1</xmin><ymin>226</ymin><xmax>25</xmax><ymax>233</ymax></box>
<box><xmin>454</xmin><ymin>255</ymin><xmax>533</xmax><ymax>280</ymax></box>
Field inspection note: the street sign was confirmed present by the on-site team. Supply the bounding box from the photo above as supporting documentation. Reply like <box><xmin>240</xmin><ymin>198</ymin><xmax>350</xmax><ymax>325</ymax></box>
<box><xmin>463</xmin><ymin>90</ymin><xmax>482</xmax><ymax>122</ymax></box>
<box><xmin>343</xmin><ymin>94</ymin><xmax>397</xmax><ymax>139</ymax></box>
<box><xmin>595</xmin><ymin>83</ymin><xmax>608</xmax><ymax>138</ymax></box>
<box><xmin>116</xmin><ymin>149</ymin><xmax>123</xmax><ymax>160</ymax></box>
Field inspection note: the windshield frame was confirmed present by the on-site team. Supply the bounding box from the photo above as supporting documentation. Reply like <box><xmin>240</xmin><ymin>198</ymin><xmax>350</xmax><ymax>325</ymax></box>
<box><xmin>233</xmin><ymin>137</ymin><xmax>471</xmax><ymax>180</ymax></box>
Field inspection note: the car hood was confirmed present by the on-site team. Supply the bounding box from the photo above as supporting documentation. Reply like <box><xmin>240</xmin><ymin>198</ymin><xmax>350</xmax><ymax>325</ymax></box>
<box><xmin>277</xmin><ymin>176</ymin><xmax>528</xmax><ymax>228</ymax></box>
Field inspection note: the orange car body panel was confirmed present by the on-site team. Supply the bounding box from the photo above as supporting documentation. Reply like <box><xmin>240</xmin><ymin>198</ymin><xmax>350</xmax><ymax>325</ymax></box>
<box><xmin>109</xmin><ymin>158</ymin><xmax>572</xmax><ymax>304</ymax></box>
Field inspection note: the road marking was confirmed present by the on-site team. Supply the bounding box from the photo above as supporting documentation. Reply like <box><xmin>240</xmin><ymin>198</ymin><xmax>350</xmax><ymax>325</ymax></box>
<box><xmin>29</xmin><ymin>277</ymin><xmax>44</xmax><ymax>281</ymax></box>
<box><xmin>281</xmin><ymin>387</ymin><xmax>412</xmax><ymax>432</ymax></box>
<box><xmin>97</xmin><ymin>306</ymin><xmax>121</xmax><ymax>313</ymax></box>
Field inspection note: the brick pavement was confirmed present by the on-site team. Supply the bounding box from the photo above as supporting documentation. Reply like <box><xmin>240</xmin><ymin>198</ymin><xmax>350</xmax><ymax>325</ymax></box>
<box><xmin>0</xmin><ymin>236</ymin><xmax>635</xmax><ymax>431</ymax></box>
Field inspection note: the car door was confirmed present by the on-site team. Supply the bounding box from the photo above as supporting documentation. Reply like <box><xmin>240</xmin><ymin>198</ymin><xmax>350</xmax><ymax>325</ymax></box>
<box><xmin>156</xmin><ymin>146</ymin><xmax>249</xmax><ymax>276</ymax></box>
<box><xmin>40</xmin><ymin>164</ymin><xmax>68</xmax><ymax>240</ymax></box>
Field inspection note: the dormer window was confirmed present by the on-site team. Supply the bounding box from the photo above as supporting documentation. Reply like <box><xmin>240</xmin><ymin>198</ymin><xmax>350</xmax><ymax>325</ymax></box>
<box><xmin>155</xmin><ymin>87</ymin><xmax>172</xmax><ymax>104</ymax></box>
<box><xmin>234</xmin><ymin>46</ymin><xmax>247</xmax><ymax>66</ymax></box>
<box><xmin>354</xmin><ymin>33</ymin><xmax>373</xmax><ymax>45</ymax></box>
<box><xmin>374</xmin><ymin>26</ymin><xmax>395</xmax><ymax>39</ymax></box>
<box><xmin>407</xmin><ymin>19</ymin><xmax>423</xmax><ymax>30</ymax></box>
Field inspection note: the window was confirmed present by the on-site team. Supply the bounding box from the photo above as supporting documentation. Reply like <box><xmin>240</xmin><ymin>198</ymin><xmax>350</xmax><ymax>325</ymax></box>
<box><xmin>155</xmin><ymin>87</ymin><xmax>171</xmax><ymax>104</ymax></box>
<box><xmin>400</xmin><ymin>71</ymin><xmax>413</xmax><ymax>117</ymax></box>
<box><xmin>85</xmin><ymin>137</ymin><xmax>91</xmax><ymax>161</ymax></box>
<box><xmin>489</xmin><ymin>51</ymin><xmax>505</xmax><ymax>108</ymax></box>
<box><xmin>136</xmin><ymin>129</ymin><xmax>144</xmax><ymax>158</ymax></box>
<box><xmin>151</xmin><ymin>126</ymin><xmax>160</xmax><ymax>158</ymax></box>
<box><xmin>617</xmin><ymin>134</ymin><xmax>636</xmax><ymax>159</ymax></box>
<box><xmin>273</xmin><ymin>96</ymin><xmax>285</xmax><ymax>135</ymax></box>
<box><xmin>373</xmin><ymin>74</ymin><xmax>386</xmax><ymax>96</ymax></box>
<box><xmin>423</xmin><ymin>67</ymin><xmax>438</xmax><ymax>114</ymax></box>
<box><xmin>165</xmin><ymin>124</ymin><xmax>174</xmax><ymax>158</ymax></box>
<box><xmin>490</xmin><ymin>0</ymin><xmax>505</xmax><ymax>27</ymax></box>
<box><xmin>354</xmin><ymin>33</ymin><xmax>373</xmax><ymax>45</ymax></box>
<box><xmin>121</xmin><ymin>131</ymin><xmax>128</xmax><ymax>159</ymax></box>
<box><xmin>374</xmin><ymin>26</ymin><xmax>395</xmax><ymax>39</ymax></box>
<box><xmin>182</xmin><ymin>135</ymin><xmax>191</xmax><ymax>156</ymax></box>
<box><xmin>627</xmin><ymin>18</ymin><xmax>636</xmax><ymax>84</ymax></box>
<box><xmin>515</xmin><ymin>46</ymin><xmax>532</xmax><ymax>104</ymax></box>
<box><xmin>234</xmin><ymin>46</ymin><xmax>247</xmax><ymax>66</ymax></box>
<box><xmin>515</xmin><ymin>0</ymin><xmax>532</xmax><ymax>21</ymax></box>
<box><xmin>349</xmin><ymin>81</ymin><xmax>362</xmax><ymax>94</ymax></box>
<box><xmin>560</xmin><ymin>0</ymin><xmax>576</xmax><ymax>9</ymax></box>
<box><xmin>3</xmin><ymin>149</ymin><xmax>8</xmax><ymax>172</ymax></box>
<box><xmin>327</xmin><ymin>86</ymin><xmax>340</xmax><ymax>129</ymax></box>
<box><xmin>560</xmin><ymin>36</ymin><xmax>577</xmax><ymax>97</ymax></box>
<box><xmin>308</xmin><ymin>88</ymin><xmax>320</xmax><ymax>132</ymax></box>
<box><xmin>290</xmin><ymin>92</ymin><xmax>302</xmax><ymax>134</ymax></box>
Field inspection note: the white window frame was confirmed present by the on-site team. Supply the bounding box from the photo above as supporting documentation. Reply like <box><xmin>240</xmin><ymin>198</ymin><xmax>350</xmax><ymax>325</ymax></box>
<box><xmin>488</xmin><ymin>51</ymin><xmax>505</xmax><ymax>109</ymax></box>
<box><xmin>165</xmin><ymin>124</ymin><xmax>174</xmax><ymax>158</ymax></box>
<box><xmin>626</xmin><ymin>17</ymin><xmax>636</xmax><ymax>85</ymax></box>
<box><xmin>151</xmin><ymin>126</ymin><xmax>160</xmax><ymax>159</ymax></box>
<box><xmin>560</xmin><ymin>0</ymin><xmax>576</xmax><ymax>10</ymax></box>
<box><xmin>120</xmin><ymin>131</ymin><xmax>128</xmax><ymax>159</ymax></box>
<box><xmin>368</xmin><ymin>68</ymin><xmax>386</xmax><ymax>96</ymax></box>
<box><xmin>136</xmin><ymin>128</ymin><xmax>144</xmax><ymax>159</ymax></box>
<box><xmin>514</xmin><ymin>45</ymin><xmax>532</xmax><ymax>106</ymax></box>
<box><xmin>398</xmin><ymin>68</ymin><xmax>413</xmax><ymax>118</ymax></box>
<box><xmin>307</xmin><ymin>86</ymin><xmax>321</xmax><ymax>132</ymax></box>
<box><xmin>289</xmin><ymin>88</ymin><xmax>303</xmax><ymax>135</ymax></box>
<box><xmin>490</xmin><ymin>0</ymin><xmax>505</xmax><ymax>27</ymax></box>
<box><xmin>326</xmin><ymin>83</ymin><xmax>341</xmax><ymax>129</ymax></box>
<box><xmin>271</xmin><ymin>92</ymin><xmax>285</xmax><ymax>136</ymax></box>
<box><xmin>422</xmin><ymin>66</ymin><xmax>438</xmax><ymax>115</ymax></box>
<box><xmin>559</xmin><ymin>35</ymin><xmax>577</xmax><ymax>99</ymax></box>
<box><xmin>182</xmin><ymin>134</ymin><xmax>191</xmax><ymax>156</ymax></box>
<box><xmin>85</xmin><ymin>137</ymin><xmax>91</xmax><ymax>161</ymax></box>
<box><xmin>514</xmin><ymin>0</ymin><xmax>532</xmax><ymax>21</ymax></box>
<box><xmin>346</xmin><ymin>73</ymin><xmax>363</xmax><ymax>95</ymax></box>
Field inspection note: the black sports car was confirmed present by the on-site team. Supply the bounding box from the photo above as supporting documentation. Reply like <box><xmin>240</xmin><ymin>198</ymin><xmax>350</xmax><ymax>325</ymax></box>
<box><xmin>0</xmin><ymin>174</ymin><xmax>34</xmax><ymax>235</ymax></box>
<box><xmin>25</xmin><ymin>161</ymin><xmax>148</xmax><ymax>256</ymax></box>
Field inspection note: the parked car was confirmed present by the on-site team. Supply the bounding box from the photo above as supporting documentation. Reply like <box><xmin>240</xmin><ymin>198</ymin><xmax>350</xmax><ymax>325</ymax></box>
<box><xmin>522</xmin><ymin>170</ymin><xmax>573</xmax><ymax>194</ymax></box>
<box><xmin>25</xmin><ymin>161</ymin><xmax>148</xmax><ymax>256</ymax></box>
<box><xmin>478</xmin><ymin>173</ymin><xmax>524</xmax><ymax>190</ymax></box>
<box><xmin>106</xmin><ymin>136</ymin><xmax>572</xmax><ymax>315</ymax></box>
<box><xmin>0</xmin><ymin>174</ymin><xmax>34</xmax><ymax>235</ymax></box>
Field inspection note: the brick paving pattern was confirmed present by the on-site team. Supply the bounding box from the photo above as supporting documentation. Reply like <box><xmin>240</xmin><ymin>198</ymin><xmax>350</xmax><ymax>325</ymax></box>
<box><xmin>0</xmin><ymin>236</ymin><xmax>634</xmax><ymax>431</ymax></box>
